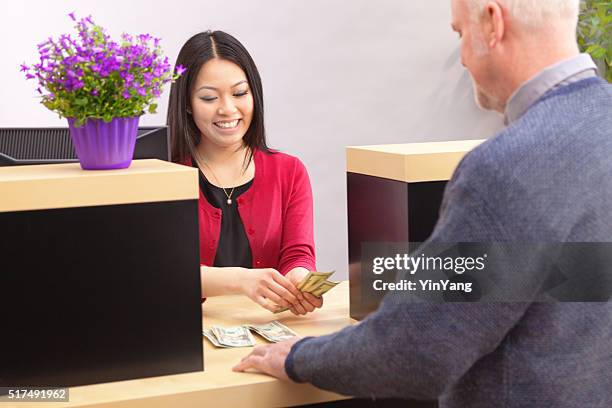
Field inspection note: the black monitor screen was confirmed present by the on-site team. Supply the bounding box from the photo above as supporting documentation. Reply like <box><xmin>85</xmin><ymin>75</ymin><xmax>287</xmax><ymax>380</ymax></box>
<box><xmin>0</xmin><ymin>126</ymin><xmax>170</xmax><ymax>166</ymax></box>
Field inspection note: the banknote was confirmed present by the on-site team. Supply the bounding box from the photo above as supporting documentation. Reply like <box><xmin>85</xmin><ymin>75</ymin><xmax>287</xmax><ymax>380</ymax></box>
<box><xmin>310</xmin><ymin>280</ymin><xmax>339</xmax><ymax>297</ymax></box>
<box><xmin>204</xmin><ymin>322</ymin><xmax>298</xmax><ymax>347</ymax></box>
<box><xmin>211</xmin><ymin>325</ymin><xmax>255</xmax><ymax>348</ymax></box>
<box><xmin>274</xmin><ymin>271</ymin><xmax>338</xmax><ymax>313</ymax></box>
<box><xmin>298</xmin><ymin>271</ymin><xmax>335</xmax><ymax>291</ymax></box>
<box><xmin>247</xmin><ymin>321</ymin><xmax>298</xmax><ymax>343</ymax></box>
<box><xmin>202</xmin><ymin>328</ymin><xmax>229</xmax><ymax>348</ymax></box>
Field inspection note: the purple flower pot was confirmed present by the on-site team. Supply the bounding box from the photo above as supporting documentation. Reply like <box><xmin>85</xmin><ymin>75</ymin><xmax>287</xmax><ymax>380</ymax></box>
<box><xmin>67</xmin><ymin>116</ymin><xmax>139</xmax><ymax>170</ymax></box>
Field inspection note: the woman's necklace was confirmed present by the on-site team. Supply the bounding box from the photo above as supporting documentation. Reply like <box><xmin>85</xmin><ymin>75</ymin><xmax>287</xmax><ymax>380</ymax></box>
<box><xmin>202</xmin><ymin>161</ymin><xmax>236</xmax><ymax>205</ymax></box>
<box><xmin>198</xmin><ymin>151</ymin><xmax>250</xmax><ymax>206</ymax></box>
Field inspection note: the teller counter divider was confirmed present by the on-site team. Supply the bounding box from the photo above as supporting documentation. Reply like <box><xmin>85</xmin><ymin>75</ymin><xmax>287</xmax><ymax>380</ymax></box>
<box><xmin>346</xmin><ymin>140</ymin><xmax>485</xmax><ymax>320</ymax></box>
<box><xmin>0</xmin><ymin>159</ymin><xmax>203</xmax><ymax>388</ymax></box>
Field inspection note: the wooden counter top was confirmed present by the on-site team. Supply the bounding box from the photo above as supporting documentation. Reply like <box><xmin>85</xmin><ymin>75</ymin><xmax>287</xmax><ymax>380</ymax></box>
<box><xmin>0</xmin><ymin>159</ymin><xmax>198</xmax><ymax>213</ymax></box>
<box><xmin>346</xmin><ymin>140</ymin><xmax>485</xmax><ymax>182</ymax></box>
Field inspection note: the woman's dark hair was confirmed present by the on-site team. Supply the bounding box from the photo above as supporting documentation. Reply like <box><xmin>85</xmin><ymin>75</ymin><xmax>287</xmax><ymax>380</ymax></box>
<box><xmin>167</xmin><ymin>30</ymin><xmax>270</xmax><ymax>163</ymax></box>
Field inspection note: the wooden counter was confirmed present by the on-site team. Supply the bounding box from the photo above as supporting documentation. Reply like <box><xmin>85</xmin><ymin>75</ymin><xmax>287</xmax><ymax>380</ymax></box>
<box><xmin>0</xmin><ymin>159</ymin><xmax>197</xmax><ymax>212</ymax></box>
<box><xmin>347</xmin><ymin>139</ymin><xmax>484</xmax><ymax>183</ymax></box>
<box><xmin>1</xmin><ymin>159</ymin><xmax>203</xmax><ymax>390</ymax></box>
<box><xmin>1</xmin><ymin>282</ymin><xmax>353</xmax><ymax>408</ymax></box>
<box><xmin>346</xmin><ymin>140</ymin><xmax>484</xmax><ymax>319</ymax></box>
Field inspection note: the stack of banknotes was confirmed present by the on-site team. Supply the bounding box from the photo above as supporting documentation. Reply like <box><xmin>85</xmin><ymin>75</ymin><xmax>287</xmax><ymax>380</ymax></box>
<box><xmin>203</xmin><ymin>321</ymin><xmax>298</xmax><ymax>348</ymax></box>
<box><xmin>274</xmin><ymin>271</ymin><xmax>339</xmax><ymax>313</ymax></box>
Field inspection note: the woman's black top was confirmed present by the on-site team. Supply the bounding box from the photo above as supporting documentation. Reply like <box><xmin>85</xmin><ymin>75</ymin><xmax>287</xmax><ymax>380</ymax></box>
<box><xmin>192</xmin><ymin>159</ymin><xmax>254</xmax><ymax>268</ymax></box>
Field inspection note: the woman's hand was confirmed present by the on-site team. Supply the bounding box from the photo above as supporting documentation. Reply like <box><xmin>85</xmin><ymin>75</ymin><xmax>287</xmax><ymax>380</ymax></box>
<box><xmin>237</xmin><ymin>268</ymin><xmax>303</xmax><ymax>312</ymax></box>
<box><xmin>285</xmin><ymin>268</ymin><xmax>324</xmax><ymax>316</ymax></box>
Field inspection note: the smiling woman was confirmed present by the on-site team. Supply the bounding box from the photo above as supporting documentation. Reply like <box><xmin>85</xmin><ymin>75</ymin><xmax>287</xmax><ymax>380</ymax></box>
<box><xmin>189</xmin><ymin>59</ymin><xmax>255</xmax><ymax>163</ymax></box>
<box><xmin>167</xmin><ymin>31</ymin><xmax>322</xmax><ymax>316</ymax></box>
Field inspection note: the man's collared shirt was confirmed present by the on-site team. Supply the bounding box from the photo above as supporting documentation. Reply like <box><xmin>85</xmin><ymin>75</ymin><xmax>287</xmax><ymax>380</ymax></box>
<box><xmin>504</xmin><ymin>53</ymin><xmax>598</xmax><ymax>124</ymax></box>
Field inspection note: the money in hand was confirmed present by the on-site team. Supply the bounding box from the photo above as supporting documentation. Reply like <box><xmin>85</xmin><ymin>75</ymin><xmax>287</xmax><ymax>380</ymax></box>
<box><xmin>274</xmin><ymin>271</ymin><xmax>339</xmax><ymax>313</ymax></box>
<box><xmin>296</xmin><ymin>271</ymin><xmax>332</xmax><ymax>290</ymax></box>
<box><xmin>310</xmin><ymin>280</ymin><xmax>338</xmax><ymax>297</ymax></box>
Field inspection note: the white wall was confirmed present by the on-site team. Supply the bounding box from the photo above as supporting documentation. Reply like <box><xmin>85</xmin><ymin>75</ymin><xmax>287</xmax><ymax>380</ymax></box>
<box><xmin>2</xmin><ymin>1</ymin><xmax>504</xmax><ymax>279</ymax></box>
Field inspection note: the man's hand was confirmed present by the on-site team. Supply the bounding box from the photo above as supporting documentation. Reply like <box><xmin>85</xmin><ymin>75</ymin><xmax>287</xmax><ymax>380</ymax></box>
<box><xmin>232</xmin><ymin>337</ymin><xmax>302</xmax><ymax>380</ymax></box>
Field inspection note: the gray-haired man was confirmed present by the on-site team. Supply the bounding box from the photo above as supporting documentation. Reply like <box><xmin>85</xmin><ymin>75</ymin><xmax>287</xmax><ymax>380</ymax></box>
<box><xmin>234</xmin><ymin>1</ymin><xmax>612</xmax><ymax>406</ymax></box>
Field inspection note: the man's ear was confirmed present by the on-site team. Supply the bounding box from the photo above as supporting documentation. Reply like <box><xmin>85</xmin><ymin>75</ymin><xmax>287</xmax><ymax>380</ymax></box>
<box><xmin>484</xmin><ymin>1</ymin><xmax>505</xmax><ymax>48</ymax></box>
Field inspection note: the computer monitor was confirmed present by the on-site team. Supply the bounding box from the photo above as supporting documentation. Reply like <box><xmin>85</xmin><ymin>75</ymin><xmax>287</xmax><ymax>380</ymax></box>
<box><xmin>0</xmin><ymin>126</ymin><xmax>170</xmax><ymax>166</ymax></box>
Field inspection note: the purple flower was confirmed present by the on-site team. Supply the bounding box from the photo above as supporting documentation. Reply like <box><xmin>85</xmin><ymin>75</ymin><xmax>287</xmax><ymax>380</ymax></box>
<box><xmin>175</xmin><ymin>65</ymin><xmax>186</xmax><ymax>76</ymax></box>
<box><xmin>120</xmin><ymin>72</ymin><xmax>134</xmax><ymax>87</ymax></box>
<box><xmin>153</xmin><ymin>65</ymin><xmax>164</xmax><ymax>77</ymax></box>
<box><xmin>121</xmin><ymin>33</ymin><xmax>133</xmax><ymax>43</ymax></box>
<box><xmin>142</xmin><ymin>56</ymin><xmax>153</xmax><ymax>68</ymax></box>
<box><xmin>37</xmin><ymin>39</ymin><xmax>50</xmax><ymax>49</ymax></box>
<box><xmin>24</xmin><ymin>13</ymin><xmax>172</xmax><ymax>119</ymax></box>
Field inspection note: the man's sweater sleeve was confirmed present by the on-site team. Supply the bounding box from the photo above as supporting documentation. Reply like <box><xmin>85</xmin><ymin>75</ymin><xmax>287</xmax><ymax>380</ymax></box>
<box><xmin>285</xmin><ymin>170</ymin><xmax>531</xmax><ymax>400</ymax></box>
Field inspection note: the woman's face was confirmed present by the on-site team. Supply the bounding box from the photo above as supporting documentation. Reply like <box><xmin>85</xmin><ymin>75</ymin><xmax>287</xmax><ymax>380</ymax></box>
<box><xmin>190</xmin><ymin>58</ymin><xmax>254</xmax><ymax>149</ymax></box>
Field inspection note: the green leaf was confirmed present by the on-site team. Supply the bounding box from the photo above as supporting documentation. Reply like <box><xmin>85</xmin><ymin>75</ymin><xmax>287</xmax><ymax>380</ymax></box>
<box><xmin>74</xmin><ymin>97</ymin><xmax>88</xmax><ymax>106</ymax></box>
<box><xmin>579</xmin><ymin>0</ymin><xmax>612</xmax><ymax>83</ymax></box>
<box><xmin>586</xmin><ymin>44</ymin><xmax>601</xmax><ymax>53</ymax></box>
<box><xmin>596</xmin><ymin>49</ymin><xmax>608</xmax><ymax>58</ymax></box>
<box><xmin>148</xmin><ymin>103</ymin><xmax>157</xmax><ymax>114</ymax></box>
<box><xmin>592</xmin><ymin>45</ymin><xmax>607</xmax><ymax>58</ymax></box>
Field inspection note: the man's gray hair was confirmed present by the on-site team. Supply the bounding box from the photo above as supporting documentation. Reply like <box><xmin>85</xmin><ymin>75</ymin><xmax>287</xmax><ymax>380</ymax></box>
<box><xmin>468</xmin><ymin>0</ymin><xmax>580</xmax><ymax>28</ymax></box>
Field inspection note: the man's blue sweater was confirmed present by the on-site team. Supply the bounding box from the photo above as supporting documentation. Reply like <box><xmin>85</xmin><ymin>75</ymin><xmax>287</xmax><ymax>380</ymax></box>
<box><xmin>286</xmin><ymin>77</ymin><xmax>612</xmax><ymax>407</ymax></box>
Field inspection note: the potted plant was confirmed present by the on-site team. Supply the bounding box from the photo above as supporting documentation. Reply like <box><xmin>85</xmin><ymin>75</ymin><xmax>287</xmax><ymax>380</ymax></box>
<box><xmin>578</xmin><ymin>0</ymin><xmax>612</xmax><ymax>83</ymax></box>
<box><xmin>20</xmin><ymin>13</ymin><xmax>185</xmax><ymax>170</ymax></box>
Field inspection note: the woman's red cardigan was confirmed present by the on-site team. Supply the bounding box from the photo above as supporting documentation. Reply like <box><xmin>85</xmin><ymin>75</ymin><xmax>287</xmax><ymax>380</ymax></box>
<box><xmin>181</xmin><ymin>149</ymin><xmax>316</xmax><ymax>275</ymax></box>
